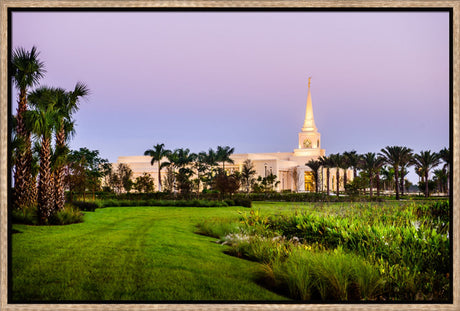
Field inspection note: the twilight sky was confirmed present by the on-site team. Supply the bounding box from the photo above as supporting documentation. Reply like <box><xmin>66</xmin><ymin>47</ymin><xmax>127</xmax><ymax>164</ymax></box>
<box><xmin>11</xmin><ymin>11</ymin><xmax>449</xmax><ymax>182</ymax></box>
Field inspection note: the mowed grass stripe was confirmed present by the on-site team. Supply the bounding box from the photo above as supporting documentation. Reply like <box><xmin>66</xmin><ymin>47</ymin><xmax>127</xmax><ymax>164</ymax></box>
<box><xmin>12</xmin><ymin>206</ymin><xmax>287</xmax><ymax>301</ymax></box>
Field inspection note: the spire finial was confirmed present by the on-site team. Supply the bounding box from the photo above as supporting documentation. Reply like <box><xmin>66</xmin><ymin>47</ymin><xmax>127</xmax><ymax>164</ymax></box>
<box><xmin>308</xmin><ymin>76</ymin><xmax>312</xmax><ymax>88</ymax></box>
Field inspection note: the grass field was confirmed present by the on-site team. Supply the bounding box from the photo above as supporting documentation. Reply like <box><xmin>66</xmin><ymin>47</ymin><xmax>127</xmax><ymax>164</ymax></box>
<box><xmin>11</xmin><ymin>205</ymin><xmax>287</xmax><ymax>302</ymax></box>
<box><xmin>11</xmin><ymin>200</ymin><xmax>450</xmax><ymax>302</ymax></box>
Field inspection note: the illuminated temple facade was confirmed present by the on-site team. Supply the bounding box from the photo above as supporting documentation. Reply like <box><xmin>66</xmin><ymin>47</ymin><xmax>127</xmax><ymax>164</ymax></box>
<box><xmin>114</xmin><ymin>78</ymin><xmax>351</xmax><ymax>192</ymax></box>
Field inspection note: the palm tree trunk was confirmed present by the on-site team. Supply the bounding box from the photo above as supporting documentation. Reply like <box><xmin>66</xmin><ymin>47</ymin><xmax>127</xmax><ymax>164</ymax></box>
<box><xmin>369</xmin><ymin>173</ymin><xmax>373</xmax><ymax>197</ymax></box>
<box><xmin>425</xmin><ymin>171</ymin><xmax>429</xmax><ymax>197</ymax></box>
<box><xmin>376</xmin><ymin>174</ymin><xmax>381</xmax><ymax>197</ymax></box>
<box><xmin>54</xmin><ymin>127</ymin><xmax>66</xmax><ymax>211</ymax></box>
<box><xmin>326</xmin><ymin>168</ymin><xmax>330</xmax><ymax>196</ymax></box>
<box><xmin>14</xmin><ymin>89</ymin><xmax>33</xmax><ymax>209</ymax></box>
<box><xmin>38</xmin><ymin>137</ymin><xmax>54</xmax><ymax>224</ymax></box>
<box><xmin>400</xmin><ymin>170</ymin><xmax>405</xmax><ymax>196</ymax></box>
<box><xmin>336</xmin><ymin>168</ymin><xmax>340</xmax><ymax>197</ymax></box>
<box><xmin>394</xmin><ymin>166</ymin><xmax>400</xmax><ymax>200</ymax></box>
<box><xmin>343</xmin><ymin>169</ymin><xmax>348</xmax><ymax>187</ymax></box>
<box><xmin>158</xmin><ymin>161</ymin><xmax>162</xmax><ymax>192</ymax></box>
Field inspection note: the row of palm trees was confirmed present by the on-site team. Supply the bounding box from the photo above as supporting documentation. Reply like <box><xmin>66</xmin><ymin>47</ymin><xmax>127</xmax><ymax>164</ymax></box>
<box><xmin>11</xmin><ymin>46</ymin><xmax>89</xmax><ymax>223</ymax></box>
<box><xmin>144</xmin><ymin>144</ymin><xmax>236</xmax><ymax>193</ymax></box>
<box><xmin>306</xmin><ymin>146</ymin><xmax>450</xmax><ymax>199</ymax></box>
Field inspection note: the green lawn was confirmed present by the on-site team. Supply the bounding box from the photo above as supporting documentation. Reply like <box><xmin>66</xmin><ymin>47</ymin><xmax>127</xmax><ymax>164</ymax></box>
<box><xmin>11</xmin><ymin>205</ymin><xmax>288</xmax><ymax>302</ymax></box>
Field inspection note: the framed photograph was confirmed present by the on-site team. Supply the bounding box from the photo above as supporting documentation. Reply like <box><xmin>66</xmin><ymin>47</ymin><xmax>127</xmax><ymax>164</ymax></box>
<box><xmin>1</xmin><ymin>1</ymin><xmax>458</xmax><ymax>310</ymax></box>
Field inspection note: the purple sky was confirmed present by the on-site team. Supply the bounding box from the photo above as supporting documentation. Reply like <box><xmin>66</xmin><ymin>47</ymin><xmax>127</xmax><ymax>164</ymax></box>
<box><xmin>12</xmin><ymin>11</ymin><xmax>449</xmax><ymax>182</ymax></box>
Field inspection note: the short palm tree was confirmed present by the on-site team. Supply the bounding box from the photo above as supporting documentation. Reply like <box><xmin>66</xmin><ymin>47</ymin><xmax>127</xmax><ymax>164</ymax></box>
<box><xmin>329</xmin><ymin>153</ymin><xmax>342</xmax><ymax>196</ymax></box>
<box><xmin>412</xmin><ymin>150</ymin><xmax>441</xmax><ymax>197</ymax></box>
<box><xmin>306</xmin><ymin>159</ymin><xmax>321</xmax><ymax>193</ymax></box>
<box><xmin>379</xmin><ymin>146</ymin><xmax>413</xmax><ymax>200</ymax></box>
<box><xmin>11</xmin><ymin>46</ymin><xmax>45</xmax><ymax>209</ymax></box>
<box><xmin>144</xmin><ymin>143</ymin><xmax>171</xmax><ymax>192</ymax></box>
<box><xmin>241</xmin><ymin>159</ymin><xmax>256</xmax><ymax>193</ymax></box>
<box><xmin>319</xmin><ymin>155</ymin><xmax>333</xmax><ymax>196</ymax></box>
<box><xmin>26</xmin><ymin>90</ymin><xmax>59</xmax><ymax>224</ymax></box>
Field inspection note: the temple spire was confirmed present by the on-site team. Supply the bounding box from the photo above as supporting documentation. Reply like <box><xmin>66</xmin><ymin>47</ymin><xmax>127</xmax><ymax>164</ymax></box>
<box><xmin>301</xmin><ymin>77</ymin><xmax>317</xmax><ymax>132</ymax></box>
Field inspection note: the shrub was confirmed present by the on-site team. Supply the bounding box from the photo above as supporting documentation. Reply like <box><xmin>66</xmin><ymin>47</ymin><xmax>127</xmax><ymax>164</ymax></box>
<box><xmin>259</xmin><ymin>246</ymin><xmax>384</xmax><ymax>301</ymax></box>
<box><xmin>48</xmin><ymin>205</ymin><xmax>84</xmax><ymax>225</ymax></box>
<box><xmin>72</xmin><ymin>201</ymin><xmax>99</xmax><ymax>211</ymax></box>
<box><xmin>11</xmin><ymin>205</ymin><xmax>38</xmax><ymax>225</ymax></box>
<box><xmin>234</xmin><ymin>197</ymin><xmax>252</xmax><ymax>208</ymax></box>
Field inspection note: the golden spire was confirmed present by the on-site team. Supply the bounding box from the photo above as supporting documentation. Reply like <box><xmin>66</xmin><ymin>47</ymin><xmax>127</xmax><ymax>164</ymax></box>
<box><xmin>302</xmin><ymin>77</ymin><xmax>317</xmax><ymax>132</ymax></box>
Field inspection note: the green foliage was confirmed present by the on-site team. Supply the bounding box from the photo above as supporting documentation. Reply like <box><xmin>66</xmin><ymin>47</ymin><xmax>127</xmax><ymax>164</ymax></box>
<box><xmin>72</xmin><ymin>201</ymin><xmax>98</xmax><ymax>212</ymax></box>
<box><xmin>133</xmin><ymin>173</ymin><xmax>155</xmax><ymax>193</ymax></box>
<box><xmin>11</xmin><ymin>204</ymin><xmax>39</xmax><ymax>225</ymax></box>
<box><xmin>48</xmin><ymin>204</ymin><xmax>84</xmax><ymax>225</ymax></box>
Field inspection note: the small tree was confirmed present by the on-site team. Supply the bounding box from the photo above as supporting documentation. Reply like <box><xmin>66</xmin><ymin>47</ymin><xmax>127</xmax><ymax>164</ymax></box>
<box><xmin>213</xmin><ymin>171</ymin><xmax>241</xmax><ymax>196</ymax></box>
<box><xmin>241</xmin><ymin>159</ymin><xmax>256</xmax><ymax>193</ymax></box>
<box><xmin>134</xmin><ymin>173</ymin><xmax>155</xmax><ymax>193</ymax></box>
<box><xmin>117</xmin><ymin>163</ymin><xmax>133</xmax><ymax>193</ymax></box>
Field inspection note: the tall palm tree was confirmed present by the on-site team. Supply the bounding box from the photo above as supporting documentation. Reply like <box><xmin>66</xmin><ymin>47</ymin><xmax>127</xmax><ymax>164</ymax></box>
<box><xmin>306</xmin><ymin>159</ymin><xmax>321</xmax><ymax>193</ymax></box>
<box><xmin>412</xmin><ymin>150</ymin><xmax>441</xmax><ymax>197</ymax></box>
<box><xmin>338</xmin><ymin>153</ymin><xmax>351</xmax><ymax>187</ymax></box>
<box><xmin>329</xmin><ymin>153</ymin><xmax>342</xmax><ymax>197</ymax></box>
<box><xmin>241</xmin><ymin>159</ymin><xmax>256</xmax><ymax>193</ymax></box>
<box><xmin>52</xmin><ymin>83</ymin><xmax>89</xmax><ymax>211</ymax></box>
<box><xmin>216</xmin><ymin>145</ymin><xmax>235</xmax><ymax>172</ymax></box>
<box><xmin>359</xmin><ymin>153</ymin><xmax>384</xmax><ymax>197</ymax></box>
<box><xmin>438</xmin><ymin>147</ymin><xmax>450</xmax><ymax>196</ymax></box>
<box><xmin>203</xmin><ymin>148</ymin><xmax>219</xmax><ymax>188</ymax></box>
<box><xmin>193</xmin><ymin>151</ymin><xmax>208</xmax><ymax>193</ymax></box>
<box><xmin>379</xmin><ymin>146</ymin><xmax>413</xmax><ymax>200</ymax></box>
<box><xmin>319</xmin><ymin>155</ymin><xmax>333</xmax><ymax>196</ymax></box>
<box><xmin>26</xmin><ymin>90</ymin><xmax>59</xmax><ymax>224</ymax></box>
<box><xmin>399</xmin><ymin>151</ymin><xmax>413</xmax><ymax>196</ymax></box>
<box><xmin>144</xmin><ymin>143</ymin><xmax>171</xmax><ymax>192</ymax></box>
<box><xmin>343</xmin><ymin>150</ymin><xmax>361</xmax><ymax>179</ymax></box>
<box><xmin>11</xmin><ymin>46</ymin><xmax>45</xmax><ymax>209</ymax></box>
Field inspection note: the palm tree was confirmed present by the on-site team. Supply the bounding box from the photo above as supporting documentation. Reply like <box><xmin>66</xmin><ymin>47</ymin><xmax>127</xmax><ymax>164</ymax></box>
<box><xmin>319</xmin><ymin>155</ymin><xmax>333</xmax><ymax>196</ymax></box>
<box><xmin>359</xmin><ymin>153</ymin><xmax>384</xmax><ymax>197</ymax></box>
<box><xmin>173</xmin><ymin>148</ymin><xmax>196</xmax><ymax>194</ymax></box>
<box><xmin>11</xmin><ymin>46</ymin><xmax>46</xmax><ymax>209</ymax></box>
<box><xmin>203</xmin><ymin>148</ymin><xmax>219</xmax><ymax>188</ymax></box>
<box><xmin>216</xmin><ymin>145</ymin><xmax>235</xmax><ymax>172</ymax></box>
<box><xmin>412</xmin><ymin>150</ymin><xmax>441</xmax><ymax>197</ymax></box>
<box><xmin>193</xmin><ymin>151</ymin><xmax>208</xmax><ymax>193</ymax></box>
<box><xmin>343</xmin><ymin>150</ymin><xmax>361</xmax><ymax>179</ymax></box>
<box><xmin>379</xmin><ymin>146</ymin><xmax>413</xmax><ymax>200</ymax></box>
<box><xmin>399</xmin><ymin>151</ymin><xmax>413</xmax><ymax>196</ymax></box>
<box><xmin>241</xmin><ymin>159</ymin><xmax>256</xmax><ymax>193</ymax></box>
<box><xmin>26</xmin><ymin>90</ymin><xmax>59</xmax><ymax>224</ymax></box>
<box><xmin>52</xmin><ymin>83</ymin><xmax>89</xmax><ymax>211</ymax></box>
<box><xmin>339</xmin><ymin>153</ymin><xmax>351</xmax><ymax>187</ymax></box>
<box><xmin>144</xmin><ymin>143</ymin><xmax>171</xmax><ymax>192</ymax></box>
<box><xmin>438</xmin><ymin>147</ymin><xmax>450</xmax><ymax>196</ymax></box>
<box><xmin>306</xmin><ymin>159</ymin><xmax>321</xmax><ymax>193</ymax></box>
<box><xmin>329</xmin><ymin>153</ymin><xmax>342</xmax><ymax>197</ymax></box>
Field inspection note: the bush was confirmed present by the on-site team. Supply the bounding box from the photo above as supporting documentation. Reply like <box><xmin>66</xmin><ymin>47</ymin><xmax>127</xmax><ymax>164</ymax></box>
<box><xmin>11</xmin><ymin>205</ymin><xmax>39</xmax><ymax>225</ymax></box>
<box><xmin>234</xmin><ymin>197</ymin><xmax>252</xmax><ymax>208</ymax></box>
<box><xmin>48</xmin><ymin>205</ymin><xmax>84</xmax><ymax>225</ymax></box>
<box><xmin>258</xmin><ymin>246</ymin><xmax>384</xmax><ymax>301</ymax></box>
<box><xmin>72</xmin><ymin>201</ymin><xmax>99</xmax><ymax>212</ymax></box>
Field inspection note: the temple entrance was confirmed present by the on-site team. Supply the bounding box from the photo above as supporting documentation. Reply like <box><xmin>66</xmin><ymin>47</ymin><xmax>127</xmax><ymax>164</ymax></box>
<box><xmin>304</xmin><ymin>171</ymin><xmax>315</xmax><ymax>192</ymax></box>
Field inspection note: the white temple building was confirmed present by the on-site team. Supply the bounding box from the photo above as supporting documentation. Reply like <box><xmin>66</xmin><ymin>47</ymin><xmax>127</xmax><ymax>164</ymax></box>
<box><xmin>114</xmin><ymin>78</ymin><xmax>351</xmax><ymax>192</ymax></box>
